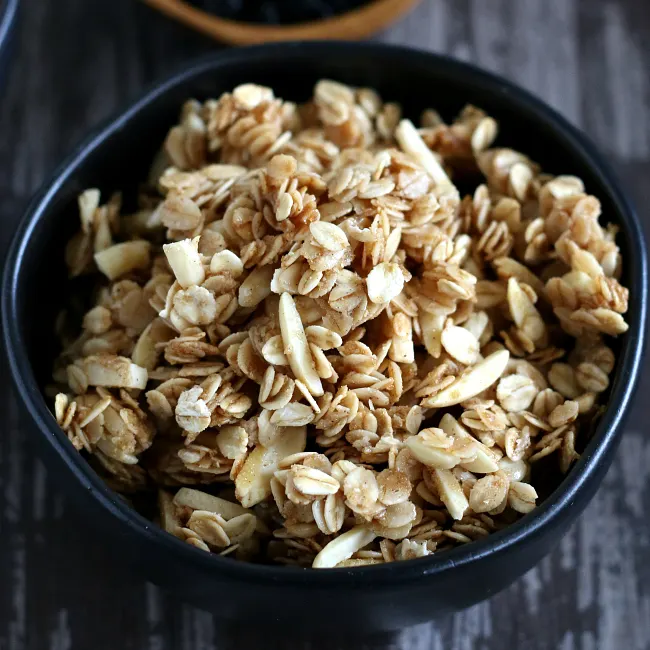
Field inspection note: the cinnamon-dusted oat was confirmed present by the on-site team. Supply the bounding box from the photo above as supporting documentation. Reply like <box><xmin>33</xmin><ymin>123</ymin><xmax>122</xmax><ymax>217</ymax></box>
<box><xmin>50</xmin><ymin>80</ymin><xmax>629</xmax><ymax>567</ymax></box>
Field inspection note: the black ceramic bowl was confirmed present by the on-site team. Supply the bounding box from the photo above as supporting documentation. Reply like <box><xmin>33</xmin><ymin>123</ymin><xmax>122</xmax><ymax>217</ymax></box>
<box><xmin>0</xmin><ymin>0</ymin><xmax>18</xmax><ymax>84</ymax></box>
<box><xmin>2</xmin><ymin>42</ymin><xmax>647</xmax><ymax>632</ymax></box>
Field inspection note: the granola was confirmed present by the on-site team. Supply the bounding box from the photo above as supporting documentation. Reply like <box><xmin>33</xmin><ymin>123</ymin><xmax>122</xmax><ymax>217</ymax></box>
<box><xmin>50</xmin><ymin>80</ymin><xmax>629</xmax><ymax>568</ymax></box>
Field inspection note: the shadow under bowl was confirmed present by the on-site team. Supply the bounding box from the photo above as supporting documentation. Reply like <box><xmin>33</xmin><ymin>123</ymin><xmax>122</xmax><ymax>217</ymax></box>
<box><xmin>1</xmin><ymin>42</ymin><xmax>646</xmax><ymax>632</ymax></box>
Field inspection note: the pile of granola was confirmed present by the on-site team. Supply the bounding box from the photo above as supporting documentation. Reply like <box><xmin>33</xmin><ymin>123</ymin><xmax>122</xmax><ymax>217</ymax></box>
<box><xmin>51</xmin><ymin>81</ymin><xmax>629</xmax><ymax>568</ymax></box>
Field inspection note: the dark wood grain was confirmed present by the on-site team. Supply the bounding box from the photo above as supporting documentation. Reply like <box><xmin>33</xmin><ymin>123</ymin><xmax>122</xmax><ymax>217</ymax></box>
<box><xmin>1</xmin><ymin>1</ymin><xmax>649</xmax><ymax>648</ymax></box>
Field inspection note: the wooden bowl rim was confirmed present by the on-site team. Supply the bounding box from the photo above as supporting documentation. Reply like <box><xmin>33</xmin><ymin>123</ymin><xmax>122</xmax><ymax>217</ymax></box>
<box><xmin>142</xmin><ymin>0</ymin><xmax>421</xmax><ymax>44</ymax></box>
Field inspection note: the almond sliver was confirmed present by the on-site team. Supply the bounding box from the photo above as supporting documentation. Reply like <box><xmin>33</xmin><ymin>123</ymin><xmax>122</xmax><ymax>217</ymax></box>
<box><xmin>432</xmin><ymin>469</ymin><xmax>468</xmax><ymax>520</ymax></box>
<box><xmin>423</xmin><ymin>349</ymin><xmax>510</xmax><ymax>407</ymax></box>
<box><xmin>163</xmin><ymin>238</ymin><xmax>205</xmax><ymax>289</ymax></box>
<box><xmin>395</xmin><ymin>119</ymin><xmax>451</xmax><ymax>186</ymax></box>
<box><xmin>235</xmin><ymin>426</ymin><xmax>307</xmax><ymax>508</ymax></box>
<box><xmin>312</xmin><ymin>526</ymin><xmax>376</xmax><ymax>569</ymax></box>
<box><xmin>94</xmin><ymin>241</ymin><xmax>151</xmax><ymax>281</ymax></box>
<box><xmin>82</xmin><ymin>355</ymin><xmax>148</xmax><ymax>390</ymax></box>
<box><xmin>279</xmin><ymin>292</ymin><xmax>323</xmax><ymax>397</ymax></box>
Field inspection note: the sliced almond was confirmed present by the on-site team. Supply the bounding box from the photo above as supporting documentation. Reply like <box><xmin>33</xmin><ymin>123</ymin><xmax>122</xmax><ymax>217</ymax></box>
<box><xmin>235</xmin><ymin>426</ymin><xmax>306</xmax><ymax>508</ymax></box>
<box><xmin>94</xmin><ymin>241</ymin><xmax>151</xmax><ymax>281</ymax></box>
<box><xmin>78</xmin><ymin>188</ymin><xmax>100</xmax><ymax>232</ymax></box>
<box><xmin>498</xmin><ymin>457</ymin><xmax>528</xmax><ymax>482</ymax></box>
<box><xmin>279</xmin><ymin>293</ymin><xmax>323</xmax><ymax>396</ymax></box>
<box><xmin>238</xmin><ymin>265</ymin><xmax>275</xmax><ymax>308</ymax></box>
<box><xmin>163</xmin><ymin>238</ymin><xmax>205</xmax><ymax>289</ymax></box>
<box><xmin>81</xmin><ymin>355</ymin><xmax>148</xmax><ymax>390</ymax></box>
<box><xmin>419</xmin><ymin>310</ymin><xmax>446</xmax><ymax>358</ymax></box>
<box><xmin>312</xmin><ymin>526</ymin><xmax>376</xmax><ymax>569</ymax></box>
<box><xmin>395</xmin><ymin>119</ymin><xmax>451</xmax><ymax>186</ymax></box>
<box><xmin>405</xmin><ymin>435</ymin><xmax>460</xmax><ymax>470</ymax></box>
<box><xmin>173</xmin><ymin>488</ymin><xmax>266</xmax><ymax>534</ymax></box>
<box><xmin>423</xmin><ymin>349</ymin><xmax>510</xmax><ymax>407</ymax></box>
<box><xmin>159</xmin><ymin>490</ymin><xmax>182</xmax><ymax>537</ymax></box>
<box><xmin>210</xmin><ymin>250</ymin><xmax>244</xmax><ymax>276</ymax></box>
<box><xmin>432</xmin><ymin>469</ymin><xmax>469</xmax><ymax>520</ymax></box>
<box><xmin>439</xmin><ymin>413</ymin><xmax>500</xmax><ymax>473</ymax></box>
<box><xmin>174</xmin><ymin>488</ymin><xmax>250</xmax><ymax>520</ymax></box>
<box><xmin>131</xmin><ymin>323</ymin><xmax>159</xmax><ymax>371</ymax></box>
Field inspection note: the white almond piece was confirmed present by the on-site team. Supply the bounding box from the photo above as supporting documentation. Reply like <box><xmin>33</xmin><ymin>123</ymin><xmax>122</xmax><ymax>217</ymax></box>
<box><xmin>395</xmin><ymin>119</ymin><xmax>451</xmax><ymax>186</ymax></box>
<box><xmin>309</xmin><ymin>221</ymin><xmax>349</xmax><ymax>252</ymax></box>
<box><xmin>439</xmin><ymin>413</ymin><xmax>500</xmax><ymax>474</ymax></box>
<box><xmin>235</xmin><ymin>426</ymin><xmax>306</xmax><ymax>508</ymax></box>
<box><xmin>498</xmin><ymin>457</ymin><xmax>528</xmax><ymax>482</ymax></box>
<box><xmin>312</xmin><ymin>526</ymin><xmax>376</xmax><ymax>569</ymax></box>
<box><xmin>419</xmin><ymin>310</ymin><xmax>446</xmax><ymax>358</ymax></box>
<box><xmin>78</xmin><ymin>188</ymin><xmax>100</xmax><ymax>231</ymax></box>
<box><xmin>132</xmin><ymin>323</ymin><xmax>158</xmax><ymax>371</ymax></box>
<box><xmin>132</xmin><ymin>320</ymin><xmax>173</xmax><ymax>371</ymax></box>
<box><xmin>173</xmin><ymin>488</ymin><xmax>266</xmax><ymax>534</ymax></box>
<box><xmin>163</xmin><ymin>238</ymin><xmax>205</xmax><ymax>289</ymax></box>
<box><xmin>174</xmin><ymin>488</ymin><xmax>250</xmax><ymax>520</ymax></box>
<box><xmin>82</xmin><ymin>355</ymin><xmax>148</xmax><ymax>390</ymax></box>
<box><xmin>210</xmin><ymin>250</ymin><xmax>244</xmax><ymax>277</ymax></box>
<box><xmin>405</xmin><ymin>436</ymin><xmax>460</xmax><ymax>470</ymax></box>
<box><xmin>94</xmin><ymin>241</ymin><xmax>151</xmax><ymax>280</ymax></box>
<box><xmin>424</xmin><ymin>349</ymin><xmax>510</xmax><ymax>407</ymax></box>
<box><xmin>441</xmin><ymin>325</ymin><xmax>480</xmax><ymax>365</ymax></box>
<box><xmin>366</xmin><ymin>262</ymin><xmax>405</xmax><ymax>304</ymax></box>
<box><xmin>432</xmin><ymin>468</ymin><xmax>469</xmax><ymax>520</ymax></box>
<box><xmin>238</xmin><ymin>265</ymin><xmax>275</xmax><ymax>308</ymax></box>
<box><xmin>279</xmin><ymin>292</ymin><xmax>323</xmax><ymax>396</ymax></box>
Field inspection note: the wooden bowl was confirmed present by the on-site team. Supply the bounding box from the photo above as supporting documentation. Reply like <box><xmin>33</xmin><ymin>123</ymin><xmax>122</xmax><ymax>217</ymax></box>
<box><xmin>142</xmin><ymin>0</ymin><xmax>421</xmax><ymax>44</ymax></box>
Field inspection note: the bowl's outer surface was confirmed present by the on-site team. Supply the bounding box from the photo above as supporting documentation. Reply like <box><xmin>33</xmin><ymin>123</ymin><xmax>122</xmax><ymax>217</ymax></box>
<box><xmin>2</xmin><ymin>42</ymin><xmax>646</xmax><ymax>631</ymax></box>
<box><xmin>0</xmin><ymin>0</ymin><xmax>18</xmax><ymax>85</ymax></box>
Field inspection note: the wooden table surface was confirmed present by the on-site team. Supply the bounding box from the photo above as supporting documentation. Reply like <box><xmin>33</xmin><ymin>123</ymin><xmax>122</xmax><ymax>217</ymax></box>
<box><xmin>1</xmin><ymin>1</ymin><xmax>649</xmax><ymax>648</ymax></box>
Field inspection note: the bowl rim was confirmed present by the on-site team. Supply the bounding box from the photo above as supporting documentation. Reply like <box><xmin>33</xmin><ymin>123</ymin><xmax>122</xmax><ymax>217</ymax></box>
<box><xmin>2</xmin><ymin>41</ymin><xmax>647</xmax><ymax>587</ymax></box>
<box><xmin>0</xmin><ymin>0</ymin><xmax>18</xmax><ymax>62</ymax></box>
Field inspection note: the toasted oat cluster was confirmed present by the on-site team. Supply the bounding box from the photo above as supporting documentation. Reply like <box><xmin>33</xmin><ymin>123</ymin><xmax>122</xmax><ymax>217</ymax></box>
<box><xmin>51</xmin><ymin>81</ymin><xmax>629</xmax><ymax>568</ymax></box>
